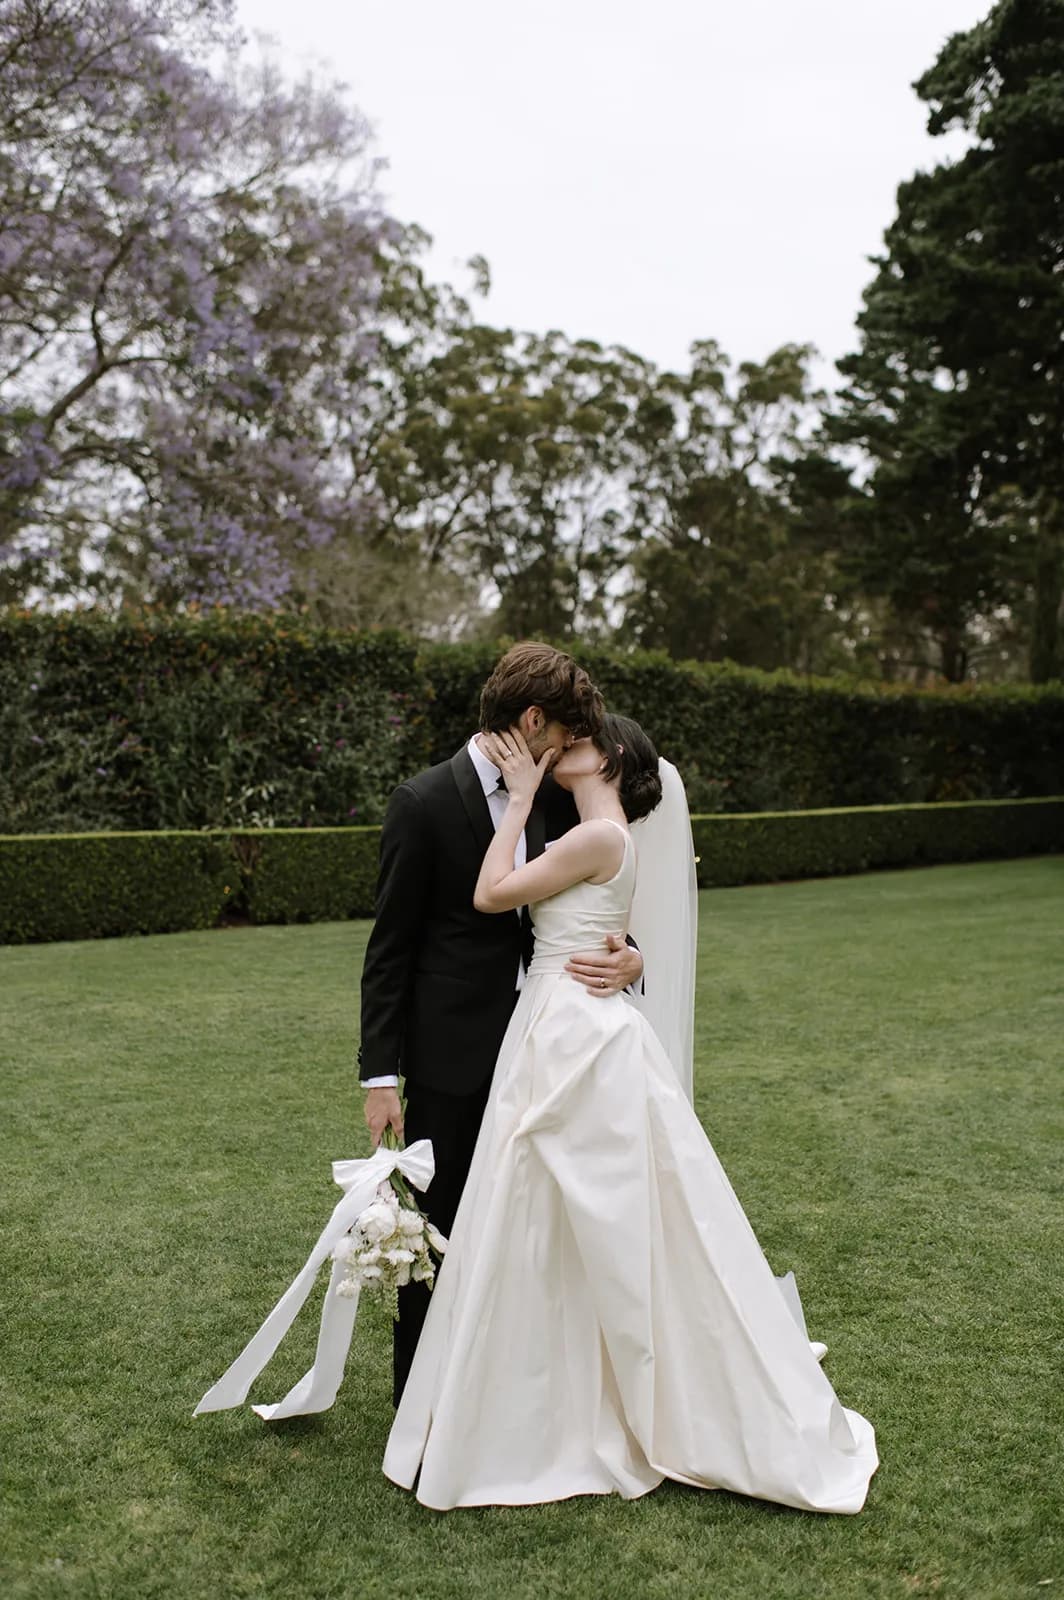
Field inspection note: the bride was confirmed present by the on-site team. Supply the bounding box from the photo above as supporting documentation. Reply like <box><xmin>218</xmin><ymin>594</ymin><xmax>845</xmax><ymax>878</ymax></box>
<box><xmin>382</xmin><ymin>715</ymin><xmax>879</xmax><ymax>1513</ymax></box>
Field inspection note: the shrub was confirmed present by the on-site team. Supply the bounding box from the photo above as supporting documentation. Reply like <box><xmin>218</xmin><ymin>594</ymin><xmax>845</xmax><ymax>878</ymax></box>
<box><xmin>0</xmin><ymin>831</ymin><xmax>234</xmax><ymax>943</ymax></box>
<box><xmin>691</xmin><ymin>798</ymin><xmax>1064</xmax><ymax>887</ymax></box>
<box><xmin>0</xmin><ymin>827</ymin><xmax>385</xmax><ymax>944</ymax></box>
<box><xmin>2</xmin><ymin>800</ymin><xmax>1059</xmax><ymax>944</ymax></box>
<box><xmin>2</xmin><ymin>615</ymin><xmax>1062</xmax><ymax>835</ymax></box>
<box><xmin>419</xmin><ymin>643</ymin><xmax>1064</xmax><ymax>811</ymax></box>
<box><xmin>0</xmin><ymin>612</ymin><xmax>430</xmax><ymax>833</ymax></box>
<box><xmin>239</xmin><ymin>828</ymin><xmax>380</xmax><ymax>925</ymax></box>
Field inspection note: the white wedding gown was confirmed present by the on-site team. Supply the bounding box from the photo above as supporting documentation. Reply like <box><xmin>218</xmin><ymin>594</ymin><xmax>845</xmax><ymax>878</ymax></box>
<box><xmin>383</xmin><ymin>823</ymin><xmax>879</xmax><ymax>1512</ymax></box>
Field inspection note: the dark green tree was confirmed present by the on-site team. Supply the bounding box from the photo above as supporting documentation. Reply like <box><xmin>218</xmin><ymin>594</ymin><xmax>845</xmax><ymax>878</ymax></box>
<box><xmin>836</xmin><ymin>0</ymin><xmax>1064</xmax><ymax>681</ymax></box>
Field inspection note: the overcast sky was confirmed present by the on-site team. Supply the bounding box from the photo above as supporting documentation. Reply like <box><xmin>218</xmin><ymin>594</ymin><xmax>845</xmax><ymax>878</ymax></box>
<box><xmin>237</xmin><ymin>0</ymin><xmax>988</xmax><ymax>380</ymax></box>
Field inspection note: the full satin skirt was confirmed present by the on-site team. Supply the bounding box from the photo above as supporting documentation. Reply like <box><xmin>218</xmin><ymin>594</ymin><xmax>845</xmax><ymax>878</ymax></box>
<box><xmin>383</xmin><ymin>972</ymin><xmax>878</xmax><ymax>1512</ymax></box>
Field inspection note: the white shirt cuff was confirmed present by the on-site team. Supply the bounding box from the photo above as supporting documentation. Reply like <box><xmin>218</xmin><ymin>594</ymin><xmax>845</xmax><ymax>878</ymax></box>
<box><xmin>361</xmin><ymin>1074</ymin><xmax>400</xmax><ymax>1089</ymax></box>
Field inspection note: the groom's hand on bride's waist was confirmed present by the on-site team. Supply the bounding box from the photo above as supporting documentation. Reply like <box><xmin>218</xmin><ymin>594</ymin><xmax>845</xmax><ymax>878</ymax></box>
<box><xmin>566</xmin><ymin>933</ymin><xmax>643</xmax><ymax>998</ymax></box>
<box><xmin>364</xmin><ymin>1087</ymin><xmax>404</xmax><ymax>1148</ymax></box>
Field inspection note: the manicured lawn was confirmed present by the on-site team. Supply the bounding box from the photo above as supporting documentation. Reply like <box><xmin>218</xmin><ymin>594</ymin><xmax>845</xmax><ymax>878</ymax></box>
<box><xmin>3</xmin><ymin>857</ymin><xmax>1061</xmax><ymax>1600</ymax></box>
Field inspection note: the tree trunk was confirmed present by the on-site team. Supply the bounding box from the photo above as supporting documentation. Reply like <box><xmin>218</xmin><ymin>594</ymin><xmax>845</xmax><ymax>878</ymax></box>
<box><xmin>937</xmin><ymin>625</ymin><xmax>969</xmax><ymax>684</ymax></box>
<box><xmin>1030</xmin><ymin>499</ymin><xmax>1064</xmax><ymax>684</ymax></box>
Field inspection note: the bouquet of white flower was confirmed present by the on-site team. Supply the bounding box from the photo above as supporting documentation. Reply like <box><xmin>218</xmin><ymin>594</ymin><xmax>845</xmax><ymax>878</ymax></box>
<box><xmin>194</xmin><ymin>1135</ymin><xmax>445</xmax><ymax>1423</ymax></box>
<box><xmin>333</xmin><ymin>1140</ymin><xmax>447</xmax><ymax>1318</ymax></box>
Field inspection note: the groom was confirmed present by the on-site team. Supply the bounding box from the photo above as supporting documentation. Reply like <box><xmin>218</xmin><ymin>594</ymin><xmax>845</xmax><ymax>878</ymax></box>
<box><xmin>359</xmin><ymin>641</ymin><xmax>644</xmax><ymax>1402</ymax></box>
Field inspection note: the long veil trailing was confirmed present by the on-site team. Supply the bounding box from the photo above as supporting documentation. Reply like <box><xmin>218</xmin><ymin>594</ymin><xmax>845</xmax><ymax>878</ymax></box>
<box><xmin>629</xmin><ymin>757</ymin><xmax>825</xmax><ymax>1356</ymax></box>
<box><xmin>628</xmin><ymin>758</ymin><xmax>698</xmax><ymax>1103</ymax></box>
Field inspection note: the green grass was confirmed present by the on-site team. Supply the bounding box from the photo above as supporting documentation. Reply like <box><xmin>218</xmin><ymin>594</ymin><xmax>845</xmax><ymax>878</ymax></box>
<box><xmin>3</xmin><ymin>857</ymin><xmax>1062</xmax><ymax>1600</ymax></box>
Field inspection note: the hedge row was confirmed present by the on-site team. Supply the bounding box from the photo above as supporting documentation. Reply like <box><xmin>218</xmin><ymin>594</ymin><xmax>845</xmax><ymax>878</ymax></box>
<box><xmin>0</xmin><ymin>827</ymin><xmax>380</xmax><ymax>944</ymax></box>
<box><xmin>2</xmin><ymin>613</ymin><xmax>1063</xmax><ymax>835</ymax></box>
<box><xmin>2</xmin><ymin>799</ymin><xmax>1059</xmax><ymax>944</ymax></box>
<box><xmin>690</xmin><ymin>796</ymin><xmax>1064</xmax><ymax>888</ymax></box>
<box><xmin>420</xmin><ymin>641</ymin><xmax>1064</xmax><ymax>813</ymax></box>
<box><xmin>0</xmin><ymin>612</ymin><xmax>430</xmax><ymax>835</ymax></box>
<box><xmin>0</xmin><ymin>831</ymin><xmax>237</xmax><ymax>944</ymax></box>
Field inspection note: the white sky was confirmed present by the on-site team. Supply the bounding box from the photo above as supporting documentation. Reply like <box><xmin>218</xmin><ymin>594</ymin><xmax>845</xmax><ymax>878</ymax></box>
<box><xmin>237</xmin><ymin>0</ymin><xmax>986</xmax><ymax>380</ymax></box>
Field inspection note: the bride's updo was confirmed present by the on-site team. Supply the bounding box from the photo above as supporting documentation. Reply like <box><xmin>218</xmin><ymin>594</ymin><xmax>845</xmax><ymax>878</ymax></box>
<box><xmin>595</xmin><ymin>714</ymin><xmax>663</xmax><ymax>823</ymax></box>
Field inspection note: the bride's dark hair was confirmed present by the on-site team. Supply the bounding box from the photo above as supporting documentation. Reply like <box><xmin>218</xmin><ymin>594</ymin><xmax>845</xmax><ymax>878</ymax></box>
<box><xmin>594</xmin><ymin>714</ymin><xmax>663</xmax><ymax>823</ymax></box>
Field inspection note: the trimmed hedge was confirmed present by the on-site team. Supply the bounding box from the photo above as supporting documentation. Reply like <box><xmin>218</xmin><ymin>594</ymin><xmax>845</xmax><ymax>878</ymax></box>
<box><xmin>2</xmin><ymin>614</ymin><xmax>1063</xmax><ymax>836</ymax></box>
<box><xmin>0</xmin><ymin>827</ymin><xmax>381</xmax><ymax>944</ymax></box>
<box><xmin>0</xmin><ymin>831</ymin><xmax>235</xmax><ymax>943</ymax></box>
<box><xmin>419</xmin><ymin>642</ymin><xmax>1064</xmax><ymax>813</ymax></box>
<box><xmin>0</xmin><ymin>612</ymin><xmax>430</xmax><ymax>834</ymax></box>
<box><xmin>239</xmin><ymin>827</ymin><xmax>380</xmax><ymax>926</ymax></box>
<box><xmin>2</xmin><ymin>799</ymin><xmax>1060</xmax><ymax>943</ymax></box>
<box><xmin>691</xmin><ymin>797</ymin><xmax>1064</xmax><ymax>888</ymax></box>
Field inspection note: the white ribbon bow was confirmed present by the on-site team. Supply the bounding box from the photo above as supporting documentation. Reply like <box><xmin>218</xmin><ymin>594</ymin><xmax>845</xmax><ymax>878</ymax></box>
<box><xmin>193</xmin><ymin>1139</ymin><xmax>436</xmax><ymax>1421</ymax></box>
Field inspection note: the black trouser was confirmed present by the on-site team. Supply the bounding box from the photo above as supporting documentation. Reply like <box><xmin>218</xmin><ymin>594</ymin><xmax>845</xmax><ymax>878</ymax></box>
<box><xmin>393</xmin><ymin>1075</ymin><xmax>493</xmax><ymax>1406</ymax></box>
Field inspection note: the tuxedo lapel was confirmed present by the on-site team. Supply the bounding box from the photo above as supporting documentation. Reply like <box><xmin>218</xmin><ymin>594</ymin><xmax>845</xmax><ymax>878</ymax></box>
<box><xmin>450</xmin><ymin>747</ymin><xmax>495</xmax><ymax>859</ymax></box>
<box><xmin>450</xmin><ymin>743</ymin><xmax>547</xmax><ymax>861</ymax></box>
<box><xmin>525</xmin><ymin>803</ymin><xmax>546</xmax><ymax>862</ymax></box>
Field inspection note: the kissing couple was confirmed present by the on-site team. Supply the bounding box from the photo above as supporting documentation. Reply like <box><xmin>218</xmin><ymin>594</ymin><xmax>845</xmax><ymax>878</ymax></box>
<box><xmin>201</xmin><ymin>641</ymin><xmax>878</xmax><ymax>1514</ymax></box>
<box><xmin>362</xmin><ymin>642</ymin><xmax>877</xmax><ymax>1512</ymax></box>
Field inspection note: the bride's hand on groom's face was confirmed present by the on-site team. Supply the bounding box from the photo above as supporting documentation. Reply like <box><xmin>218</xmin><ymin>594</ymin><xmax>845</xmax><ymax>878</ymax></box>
<box><xmin>482</xmin><ymin>726</ymin><xmax>552</xmax><ymax>808</ymax></box>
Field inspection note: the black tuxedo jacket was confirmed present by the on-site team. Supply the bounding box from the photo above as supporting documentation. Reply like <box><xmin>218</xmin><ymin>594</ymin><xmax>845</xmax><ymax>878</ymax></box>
<box><xmin>358</xmin><ymin>746</ymin><xmax>579</xmax><ymax>1096</ymax></box>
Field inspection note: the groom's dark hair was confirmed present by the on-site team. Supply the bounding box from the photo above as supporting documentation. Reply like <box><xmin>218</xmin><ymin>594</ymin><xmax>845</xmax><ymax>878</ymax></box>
<box><xmin>480</xmin><ymin>642</ymin><xmax>604</xmax><ymax>737</ymax></box>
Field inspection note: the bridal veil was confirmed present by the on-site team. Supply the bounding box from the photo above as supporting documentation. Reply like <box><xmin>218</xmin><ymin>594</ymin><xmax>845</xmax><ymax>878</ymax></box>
<box><xmin>629</xmin><ymin>757</ymin><xmax>698</xmax><ymax>1102</ymax></box>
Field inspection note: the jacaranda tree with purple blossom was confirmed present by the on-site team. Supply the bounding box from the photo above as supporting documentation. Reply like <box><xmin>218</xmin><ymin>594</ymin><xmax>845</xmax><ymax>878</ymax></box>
<box><xmin>0</xmin><ymin>0</ymin><xmax>395</xmax><ymax>609</ymax></box>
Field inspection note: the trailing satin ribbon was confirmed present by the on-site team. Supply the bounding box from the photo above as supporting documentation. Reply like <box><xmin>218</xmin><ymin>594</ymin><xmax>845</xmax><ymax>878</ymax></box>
<box><xmin>193</xmin><ymin>1139</ymin><xmax>436</xmax><ymax>1421</ymax></box>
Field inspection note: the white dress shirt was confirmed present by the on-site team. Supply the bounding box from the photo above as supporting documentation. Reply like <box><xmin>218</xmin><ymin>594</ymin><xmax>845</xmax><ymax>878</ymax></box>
<box><xmin>363</xmin><ymin>735</ymin><xmax>528</xmax><ymax>1090</ymax></box>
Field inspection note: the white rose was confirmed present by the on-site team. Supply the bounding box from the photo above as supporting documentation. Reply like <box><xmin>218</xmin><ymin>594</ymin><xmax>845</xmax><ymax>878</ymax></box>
<box><xmin>398</xmin><ymin>1211</ymin><xmax>424</xmax><ymax>1236</ymax></box>
<box><xmin>384</xmin><ymin>1247</ymin><xmax>416</xmax><ymax>1264</ymax></box>
<box><xmin>358</xmin><ymin>1200</ymin><xmax>397</xmax><ymax>1242</ymax></box>
<box><xmin>356</xmin><ymin>1246</ymin><xmax>381</xmax><ymax>1266</ymax></box>
<box><xmin>360</xmin><ymin>1264</ymin><xmax>382</xmax><ymax>1280</ymax></box>
<box><xmin>332</xmin><ymin>1233</ymin><xmax>357</xmax><ymax>1263</ymax></box>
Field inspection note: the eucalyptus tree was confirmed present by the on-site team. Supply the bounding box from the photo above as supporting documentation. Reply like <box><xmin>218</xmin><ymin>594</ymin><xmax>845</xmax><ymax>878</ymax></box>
<box><xmin>622</xmin><ymin>342</ymin><xmax>853</xmax><ymax>672</ymax></box>
<box><xmin>355</xmin><ymin>237</ymin><xmax>676</xmax><ymax>640</ymax></box>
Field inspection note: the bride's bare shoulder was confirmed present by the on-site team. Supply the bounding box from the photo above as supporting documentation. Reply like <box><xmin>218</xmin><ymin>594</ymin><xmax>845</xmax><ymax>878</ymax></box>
<box><xmin>571</xmin><ymin>817</ymin><xmax>624</xmax><ymax>839</ymax></box>
<box><xmin>561</xmin><ymin>819</ymin><xmax>626</xmax><ymax>878</ymax></box>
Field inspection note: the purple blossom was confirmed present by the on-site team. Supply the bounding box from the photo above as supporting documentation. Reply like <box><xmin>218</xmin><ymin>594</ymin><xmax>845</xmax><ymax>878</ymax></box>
<box><xmin>0</xmin><ymin>0</ymin><xmax>393</xmax><ymax>611</ymax></box>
